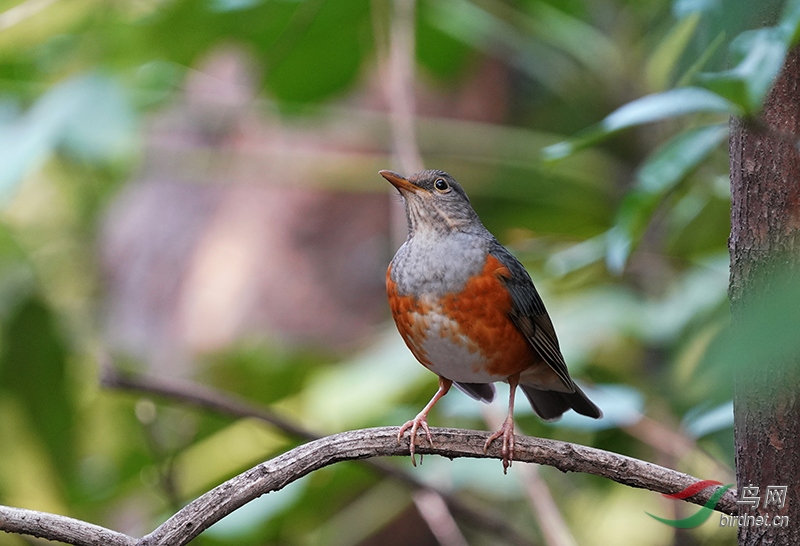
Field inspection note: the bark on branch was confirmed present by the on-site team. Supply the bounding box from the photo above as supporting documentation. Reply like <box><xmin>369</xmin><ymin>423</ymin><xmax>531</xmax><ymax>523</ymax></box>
<box><xmin>0</xmin><ymin>506</ymin><xmax>136</xmax><ymax>546</ymax></box>
<box><xmin>1</xmin><ymin>426</ymin><xmax>738</xmax><ymax>546</ymax></box>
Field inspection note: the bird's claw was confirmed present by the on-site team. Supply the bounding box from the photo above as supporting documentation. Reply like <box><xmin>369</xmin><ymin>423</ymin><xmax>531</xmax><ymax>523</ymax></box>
<box><xmin>484</xmin><ymin>418</ymin><xmax>515</xmax><ymax>474</ymax></box>
<box><xmin>398</xmin><ymin>415</ymin><xmax>434</xmax><ymax>466</ymax></box>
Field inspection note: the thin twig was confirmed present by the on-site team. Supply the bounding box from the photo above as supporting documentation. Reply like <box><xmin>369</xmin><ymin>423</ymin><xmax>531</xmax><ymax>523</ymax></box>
<box><xmin>384</xmin><ymin>0</ymin><xmax>424</xmax><ymax>248</ymax></box>
<box><xmin>518</xmin><ymin>465</ymin><xmax>578</xmax><ymax>546</ymax></box>
<box><xmin>413</xmin><ymin>490</ymin><xmax>470</xmax><ymax>546</ymax></box>
<box><xmin>386</xmin><ymin>0</ymin><xmax>424</xmax><ymax>174</ymax></box>
<box><xmin>101</xmin><ymin>366</ymin><xmax>317</xmax><ymax>441</ymax></box>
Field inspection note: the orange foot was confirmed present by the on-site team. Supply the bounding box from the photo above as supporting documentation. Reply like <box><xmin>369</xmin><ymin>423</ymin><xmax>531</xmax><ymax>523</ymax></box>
<box><xmin>484</xmin><ymin>415</ymin><xmax>515</xmax><ymax>474</ymax></box>
<box><xmin>398</xmin><ymin>413</ymin><xmax>433</xmax><ymax>466</ymax></box>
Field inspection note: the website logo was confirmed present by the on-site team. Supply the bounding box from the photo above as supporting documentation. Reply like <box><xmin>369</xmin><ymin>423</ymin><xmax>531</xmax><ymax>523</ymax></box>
<box><xmin>646</xmin><ymin>480</ymin><xmax>733</xmax><ymax>528</ymax></box>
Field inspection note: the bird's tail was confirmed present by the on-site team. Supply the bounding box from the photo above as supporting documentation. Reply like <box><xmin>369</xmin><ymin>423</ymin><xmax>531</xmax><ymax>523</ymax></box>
<box><xmin>520</xmin><ymin>384</ymin><xmax>602</xmax><ymax>421</ymax></box>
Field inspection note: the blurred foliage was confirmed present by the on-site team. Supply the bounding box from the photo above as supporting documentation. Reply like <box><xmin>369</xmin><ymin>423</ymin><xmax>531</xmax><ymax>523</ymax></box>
<box><xmin>1</xmin><ymin>0</ymin><xmax>799</xmax><ymax>545</ymax></box>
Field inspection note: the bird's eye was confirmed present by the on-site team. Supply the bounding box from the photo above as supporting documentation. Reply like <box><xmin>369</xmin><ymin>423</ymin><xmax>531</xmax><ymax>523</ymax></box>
<box><xmin>434</xmin><ymin>178</ymin><xmax>450</xmax><ymax>192</ymax></box>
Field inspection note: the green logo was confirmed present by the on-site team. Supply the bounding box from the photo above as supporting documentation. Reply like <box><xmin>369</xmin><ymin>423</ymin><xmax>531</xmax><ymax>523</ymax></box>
<box><xmin>646</xmin><ymin>480</ymin><xmax>734</xmax><ymax>528</ymax></box>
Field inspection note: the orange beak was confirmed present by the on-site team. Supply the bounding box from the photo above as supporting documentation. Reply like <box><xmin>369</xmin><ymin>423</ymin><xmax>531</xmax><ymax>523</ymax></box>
<box><xmin>379</xmin><ymin>170</ymin><xmax>420</xmax><ymax>194</ymax></box>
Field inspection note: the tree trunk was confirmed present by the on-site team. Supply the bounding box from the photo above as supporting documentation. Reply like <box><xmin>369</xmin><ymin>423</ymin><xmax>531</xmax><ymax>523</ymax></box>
<box><xmin>729</xmin><ymin>46</ymin><xmax>800</xmax><ymax>545</ymax></box>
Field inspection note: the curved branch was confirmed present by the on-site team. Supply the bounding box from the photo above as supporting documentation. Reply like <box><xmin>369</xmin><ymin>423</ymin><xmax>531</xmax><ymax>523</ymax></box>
<box><xmin>141</xmin><ymin>427</ymin><xmax>739</xmax><ymax>546</ymax></box>
<box><xmin>0</xmin><ymin>506</ymin><xmax>135</xmax><ymax>546</ymax></box>
<box><xmin>2</xmin><ymin>427</ymin><xmax>739</xmax><ymax>546</ymax></box>
<box><xmin>101</xmin><ymin>368</ymin><xmax>534</xmax><ymax>546</ymax></box>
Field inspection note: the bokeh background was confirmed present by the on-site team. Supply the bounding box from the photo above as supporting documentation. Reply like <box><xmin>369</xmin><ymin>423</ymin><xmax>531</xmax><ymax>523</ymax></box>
<box><xmin>0</xmin><ymin>0</ymin><xmax>792</xmax><ymax>544</ymax></box>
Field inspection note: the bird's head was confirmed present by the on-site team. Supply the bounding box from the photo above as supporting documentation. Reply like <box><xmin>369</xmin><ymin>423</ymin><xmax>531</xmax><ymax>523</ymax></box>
<box><xmin>379</xmin><ymin>169</ymin><xmax>481</xmax><ymax>236</ymax></box>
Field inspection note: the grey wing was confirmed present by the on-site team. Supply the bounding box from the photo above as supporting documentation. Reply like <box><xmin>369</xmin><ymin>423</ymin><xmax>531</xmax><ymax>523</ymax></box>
<box><xmin>488</xmin><ymin>242</ymin><xmax>575</xmax><ymax>392</ymax></box>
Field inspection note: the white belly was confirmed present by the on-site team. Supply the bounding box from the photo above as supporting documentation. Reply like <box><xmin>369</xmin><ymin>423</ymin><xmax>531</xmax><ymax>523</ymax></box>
<box><xmin>409</xmin><ymin>303</ymin><xmax>507</xmax><ymax>384</ymax></box>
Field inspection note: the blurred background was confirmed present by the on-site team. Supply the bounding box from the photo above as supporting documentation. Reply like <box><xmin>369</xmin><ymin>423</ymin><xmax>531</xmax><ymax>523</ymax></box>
<box><xmin>0</xmin><ymin>0</ymin><xmax>791</xmax><ymax>544</ymax></box>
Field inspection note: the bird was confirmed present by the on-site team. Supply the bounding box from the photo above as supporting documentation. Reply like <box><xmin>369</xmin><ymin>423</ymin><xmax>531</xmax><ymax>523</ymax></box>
<box><xmin>380</xmin><ymin>168</ymin><xmax>601</xmax><ymax>472</ymax></box>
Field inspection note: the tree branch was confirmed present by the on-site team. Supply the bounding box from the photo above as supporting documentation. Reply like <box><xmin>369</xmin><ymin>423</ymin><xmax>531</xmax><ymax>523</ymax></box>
<box><xmin>141</xmin><ymin>427</ymin><xmax>739</xmax><ymax>545</ymax></box>
<box><xmin>100</xmin><ymin>367</ymin><xmax>534</xmax><ymax>546</ymax></box>
<box><xmin>1</xmin><ymin>426</ymin><xmax>739</xmax><ymax>546</ymax></box>
<box><xmin>0</xmin><ymin>506</ymin><xmax>135</xmax><ymax>546</ymax></box>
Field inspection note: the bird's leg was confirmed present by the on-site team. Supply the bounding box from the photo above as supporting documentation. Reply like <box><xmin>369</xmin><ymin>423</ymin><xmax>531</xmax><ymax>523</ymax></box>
<box><xmin>484</xmin><ymin>373</ymin><xmax>520</xmax><ymax>473</ymax></box>
<box><xmin>398</xmin><ymin>377</ymin><xmax>452</xmax><ymax>466</ymax></box>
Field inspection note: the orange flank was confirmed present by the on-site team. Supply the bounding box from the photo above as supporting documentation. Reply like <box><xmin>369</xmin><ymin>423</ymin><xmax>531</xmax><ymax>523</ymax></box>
<box><xmin>386</xmin><ymin>267</ymin><xmax>433</xmax><ymax>368</ymax></box>
<box><xmin>387</xmin><ymin>256</ymin><xmax>542</xmax><ymax>378</ymax></box>
<box><xmin>440</xmin><ymin>255</ymin><xmax>537</xmax><ymax>377</ymax></box>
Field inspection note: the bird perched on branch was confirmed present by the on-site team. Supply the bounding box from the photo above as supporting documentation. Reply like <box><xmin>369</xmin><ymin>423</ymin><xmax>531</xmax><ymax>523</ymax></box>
<box><xmin>380</xmin><ymin>169</ymin><xmax>601</xmax><ymax>472</ymax></box>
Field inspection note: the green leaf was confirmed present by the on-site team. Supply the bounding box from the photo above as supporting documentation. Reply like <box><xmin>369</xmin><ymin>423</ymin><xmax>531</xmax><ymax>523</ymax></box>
<box><xmin>697</xmin><ymin>27</ymin><xmax>789</xmax><ymax>113</ymax></box>
<box><xmin>0</xmin><ymin>224</ymin><xmax>33</xmax><ymax>315</ymax></box>
<box><xmin>606</xmin><ymin>124</ymin><xmax>727</xmax><ymax>271</ymax></box>
<box><xmin>525</xmin><ymin>1</ymin><xmax>621</xmax><ymax>77</ymax></box>
<box><xmin>691</xmin><ymin>0</ymin><xmax>800</xmax><ymax>113</ymax></box>
<box><xmin>141</xmin><ymin>0</ymin><xmax>298</xmax><ymax>75</ymax></box>
<box><xmin>672</xmin><ymin>0</ymin><xmax>723</xmax><ymax>18</ymax></box>
<box><xmin>58</xmin><ymin>74</ymin><xmax>138</xmax><ymax>161</ymax></box>
<box><xmin>779</xmin><ymin>0</ymin><xmax>800</xmax><ymax>44</ymax></box>
<box><xmin>0</xmin><ymin>296</ymin><xmax>75</xmax><ymax>483</ymax></box>
<box><xmin>675</xmin><ymin>30</ymin><xmax>727</xmax><ymax>88</ymax></box>
<box><xmin>0</xmin><ymin>106</ymin><xmax>60</xmax><ymax>204</ymax></box>
<box><xmin>264</xmin><ymin>0</ymin><xmax>372</xmax><ymax>104</ymax></box>
<box><xmin>601</xmin><ymin>88</ymin><xmax>736</xmax><ymax>132</ymax></box>
<box><xmin>605</xmin><ymin>207</ymin><xmax>647</xmax><ymax>274</ymax></box>
<box><xmin>543</xmin><ymin>88</ymin><xmax>736</xmax><ymax>160</ymax></box>
<box><xmin>646</xmin><ymin>12</ymin><xmax>701</xmax><ymax>90</ymax></box>
<box><xmin>637</xmin><ymin>123</ymin><xmax>728</xmax><ymax>193</ymax></box>
<box><xmin>0</xmin><ymin>73</ymin><xmax>137</xmax><ymax>204</ymax></box>
<box><xmin>683</xmin><ymin>401</ymin><xmax>733</xmax><ymax>438</ymax></box>
<box><xmin>129</xmin><ymin>60</ymin><xmax>184</xmax><ymax>109</ymax></box>
<box><xmin>417</xmin><ymin>1</ymin><xmax>471</xmax><ymax>79</ymax></box>
<box><xmin>427</xmin><ymin>0</ymin><xmax>581</xmax><ymax>95</ymax></box>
